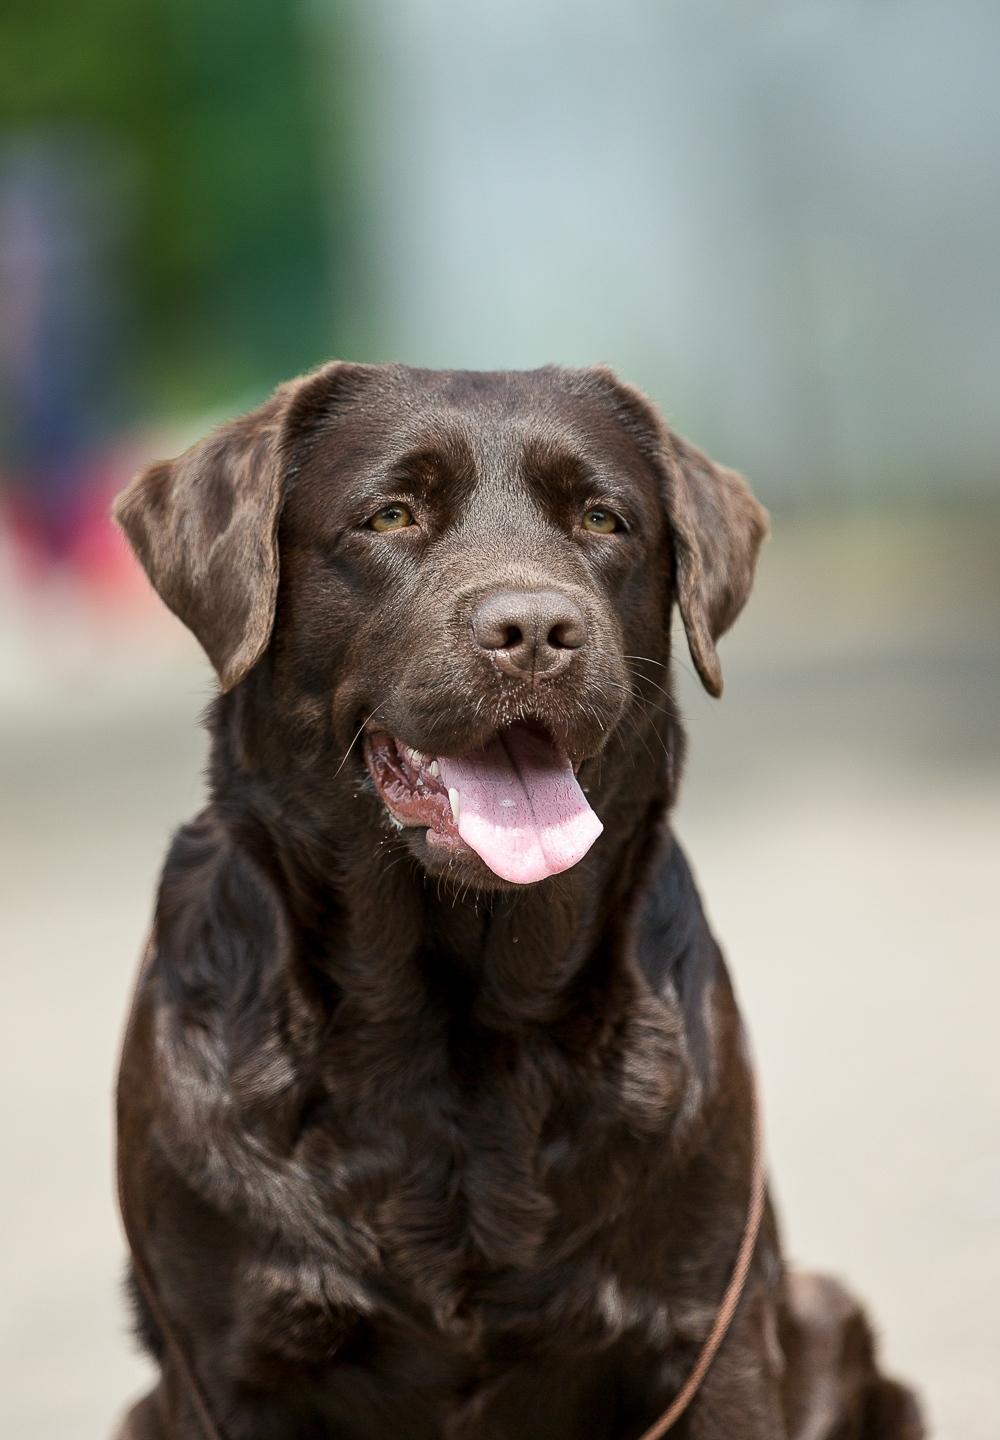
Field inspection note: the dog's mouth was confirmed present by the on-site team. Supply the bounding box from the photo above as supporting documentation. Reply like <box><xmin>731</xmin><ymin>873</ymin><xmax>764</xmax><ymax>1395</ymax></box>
<box><xmin>362</xmin><ymin>722</ymin><xmax>603</xmax><ymax>885</ymax></box>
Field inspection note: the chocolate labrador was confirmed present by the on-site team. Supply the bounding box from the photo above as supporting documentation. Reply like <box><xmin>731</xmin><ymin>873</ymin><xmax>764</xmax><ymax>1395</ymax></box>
<box><xmin>112</xmin><ymin>363</ymin><xmax>922</xmax><ymax>1439</ymax></box>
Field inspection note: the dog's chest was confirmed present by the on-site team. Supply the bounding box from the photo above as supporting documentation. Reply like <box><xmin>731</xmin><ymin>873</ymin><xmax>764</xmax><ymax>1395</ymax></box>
<box><xmin>240</xmin><ymin>1004</ymin><xmax>678</xmax><ymax>1367</ymax></box>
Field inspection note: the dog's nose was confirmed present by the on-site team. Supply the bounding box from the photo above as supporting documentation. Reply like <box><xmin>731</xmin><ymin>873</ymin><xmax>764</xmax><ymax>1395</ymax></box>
<box><xmin>471</xmin><ymin>589</ymin><xmax>587</xmax><ymax>679</ymax></box>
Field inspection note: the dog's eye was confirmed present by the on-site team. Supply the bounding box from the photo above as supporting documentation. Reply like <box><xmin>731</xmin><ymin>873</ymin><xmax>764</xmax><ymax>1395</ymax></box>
<box><xmin>369</xmin><ymin>504</ymin><xmax>415</xmax><ymax>533</ymax></box>
<box><xmin>581</xmin><ymin>507</ymin><xmax>622</xmax><ymax>535</ymax></box>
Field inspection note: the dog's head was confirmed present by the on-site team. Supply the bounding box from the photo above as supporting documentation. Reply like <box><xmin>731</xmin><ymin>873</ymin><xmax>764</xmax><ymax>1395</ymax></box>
<box><xmin>115</xmin><ymin>363</ymin><xmax>766</xmax><ymax>888</ymax></box>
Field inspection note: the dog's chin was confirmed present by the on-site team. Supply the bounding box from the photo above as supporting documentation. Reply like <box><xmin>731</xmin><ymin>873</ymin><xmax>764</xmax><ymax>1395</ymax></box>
<box><xmin>401</xmin><ymin>826</ymin><xmax>525</xmax><ymax>892</ymax></box>
<box><xmin>362</xmin><ymin>722</ymin><xmax>604</xmax><ymax>889</ymax></box>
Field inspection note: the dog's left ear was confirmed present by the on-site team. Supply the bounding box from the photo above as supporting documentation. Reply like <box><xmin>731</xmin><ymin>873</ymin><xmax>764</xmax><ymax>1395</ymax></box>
<box><xmin>585</xmin><ymin>367</ymin><xmax>769</xmax><ymax>697</ymax></box>
<box><xmin>113</xmin><ymin>362</ymin><xmax>357</xmax><ymax>691</ymax></box>
<box><xmin>663</xmin><ymin>428</ymin><xmax>769</xmax><ymax>697</ymax></box>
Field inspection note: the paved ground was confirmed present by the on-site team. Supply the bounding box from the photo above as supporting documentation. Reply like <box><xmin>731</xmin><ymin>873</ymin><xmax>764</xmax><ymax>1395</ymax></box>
<box><xmin>1</xmin><ymin>512</ymin><xmax>997</xmax><ymax>1437</ymax></box>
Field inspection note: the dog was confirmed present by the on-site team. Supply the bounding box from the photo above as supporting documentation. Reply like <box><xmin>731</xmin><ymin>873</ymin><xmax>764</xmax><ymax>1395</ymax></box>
<box><xmin>112</xmin><ymin>362</ymin><xmax>922</xmax><ymax>1438</ymax></box>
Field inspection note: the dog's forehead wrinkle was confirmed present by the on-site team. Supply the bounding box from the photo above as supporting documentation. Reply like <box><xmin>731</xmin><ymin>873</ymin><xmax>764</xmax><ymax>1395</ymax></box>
<box><xmin>384</xmin><ymin>390</ymin><xmax>584</xmax><ymax>485</ymax></box>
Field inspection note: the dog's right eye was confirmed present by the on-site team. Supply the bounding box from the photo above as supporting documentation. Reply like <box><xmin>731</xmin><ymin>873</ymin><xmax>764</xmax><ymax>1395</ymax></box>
<box><xmin>369</xmin><ymin>504</ymin><xmax>415</xmax><ymax>533</ymax></box>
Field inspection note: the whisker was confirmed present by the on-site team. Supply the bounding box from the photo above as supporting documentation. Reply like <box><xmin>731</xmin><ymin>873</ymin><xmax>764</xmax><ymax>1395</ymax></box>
<box><xmin>378</xmin><ymin>852</ymin><xmax>412</xmax><ymax>881</ymax></box>
<box><xmin>624</xmin><ymin>666</ymin><xmax>680</xmax><ymax>713</ymax></box>
<box><xmin>603</xmin><ymin>675</ymin><xmax>679</xmax><ymax>723</ymax></box>
<box><xmin>333</xmin><ymin>704</ymin><xmax>385</xmax><ymax>780</ymax></box>
<box><xmin>626</xmin><ymin>648</ymin><xmax>708</xmax><ymax>694</ymax></box>
<box><xmin>601</xmin><ymin>678</ymin><xmax>677</xmax><ymax>770</ymax></box>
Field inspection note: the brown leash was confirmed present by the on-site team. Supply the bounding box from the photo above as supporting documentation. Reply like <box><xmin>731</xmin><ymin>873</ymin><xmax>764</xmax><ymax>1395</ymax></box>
<box><xmin>117</xmin><ymin>940</ymin><xmax>765</xmax><ymax>1440</ymax></box>
<box><xmin>635</xmin><ymin>1074</ymin><xmax>767</xmax><ymax>1439</ymax></box>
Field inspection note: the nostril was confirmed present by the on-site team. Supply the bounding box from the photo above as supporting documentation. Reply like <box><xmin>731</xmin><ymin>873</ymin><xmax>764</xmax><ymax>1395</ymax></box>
<box><xmin>548</xmin><ymin>618</ymin><xmax>586</xmax><ymax>651</ymax></box>
<box><xmin>500</xmin><ymin>624</ymin><xmax>524</xmax><ymax>650</ymax></box>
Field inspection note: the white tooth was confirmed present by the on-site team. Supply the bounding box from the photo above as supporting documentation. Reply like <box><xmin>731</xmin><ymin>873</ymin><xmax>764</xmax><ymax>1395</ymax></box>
<box><xmin>429</xmin><ymin>760</ymin><xmax>440</xmax><ymax>778</ymax></box>
<box><xmin>411</xmin><ymin>749</ymin><xmax>426</xmax><ymax>766</ymax></box>
<box><xmin>448</xmin><ymin>787</ymin><xmax>461</xmax><ymax>824</ymax></box>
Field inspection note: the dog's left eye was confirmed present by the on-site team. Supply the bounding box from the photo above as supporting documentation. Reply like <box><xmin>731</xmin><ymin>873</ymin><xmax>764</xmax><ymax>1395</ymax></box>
<box><xmin>369</xmin><ymin>504</ymin><xmax>415</xmax><ymax>533</ymax></box>
<box><xmin>581</xmin><ymin>507</ymin><xmax>622</xmax><ymax>534</ymax></box>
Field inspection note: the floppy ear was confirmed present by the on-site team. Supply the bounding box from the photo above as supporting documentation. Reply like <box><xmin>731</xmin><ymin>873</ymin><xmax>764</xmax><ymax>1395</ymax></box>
<box><xmin>113</xmin><ymin>362</ymin><xmax>349</xmax><ymax>691</ymax></box>
<box><xmin>584</xmin><ymin>366</ymin><xmax>768</xmax><ymax>697</ymax></box>
<box><xmin>663</xmin><ymin>428</ymin><xmax>769</xmax><ymax>697</ymax></box>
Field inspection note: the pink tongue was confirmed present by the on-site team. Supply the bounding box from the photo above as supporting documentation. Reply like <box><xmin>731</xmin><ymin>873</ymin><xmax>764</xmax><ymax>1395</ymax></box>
<box><xmin>436</xmin><ymin>727</ymin><xmax>603</xmax><ymax>884</ymax></box>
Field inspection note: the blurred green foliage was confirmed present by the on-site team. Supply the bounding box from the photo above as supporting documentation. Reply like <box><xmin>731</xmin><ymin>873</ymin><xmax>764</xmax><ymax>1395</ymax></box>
<box><xmin>0</xmin><ymin>0</ymin><xmax>341</xmax><ymax>415</ymax></box>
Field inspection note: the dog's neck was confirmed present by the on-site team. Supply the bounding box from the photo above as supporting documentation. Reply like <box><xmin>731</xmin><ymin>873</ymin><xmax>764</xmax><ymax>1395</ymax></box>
<box><xmin>208</xmin><ymin>685</ymin><xmax>691</xmax><ymax>1025</ymax></box>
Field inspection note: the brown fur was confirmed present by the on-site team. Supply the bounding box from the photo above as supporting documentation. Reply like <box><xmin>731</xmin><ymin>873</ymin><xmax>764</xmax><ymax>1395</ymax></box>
<box><xmin>112</xmin><ymin>363</ymin><xmax>921</xmax><ymax>1439</ymax></box>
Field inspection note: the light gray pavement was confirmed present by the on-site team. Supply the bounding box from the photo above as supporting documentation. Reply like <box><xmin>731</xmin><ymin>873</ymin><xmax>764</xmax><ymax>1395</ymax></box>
<box><xmin>1</xmin><ymin>512</ymin><xmax>997</xmax><ymax>1437</ymax></box>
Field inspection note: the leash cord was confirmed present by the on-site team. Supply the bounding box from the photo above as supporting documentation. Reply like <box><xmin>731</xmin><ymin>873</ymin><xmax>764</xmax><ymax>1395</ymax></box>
<box><xmin>635</xmin><ymin>1075</ymin><xmax>766</xmax><ymax>1438</ymax></box>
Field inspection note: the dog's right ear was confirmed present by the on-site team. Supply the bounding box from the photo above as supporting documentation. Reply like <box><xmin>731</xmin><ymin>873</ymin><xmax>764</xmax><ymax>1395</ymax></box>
<box><xmin>113</xmin><ymin>362</ymin><xmax>359</xmax><ymax>691</ymax></box>
<box><xmin>582</xmin><ymin>365</ymin><xmax>768</xmax><ymax>698</ymax></box>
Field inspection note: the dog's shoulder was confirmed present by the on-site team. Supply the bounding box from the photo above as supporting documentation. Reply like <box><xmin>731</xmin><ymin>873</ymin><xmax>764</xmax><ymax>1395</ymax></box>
<box><xmin>631</xmin><ymin>830</ymin><xmax>724</xmax><ymax>1094</ymax></box>
<box><xmin>153</xmin><ymin>807</ymin><xmax>290</xmax><ymax>1010</ymax></box>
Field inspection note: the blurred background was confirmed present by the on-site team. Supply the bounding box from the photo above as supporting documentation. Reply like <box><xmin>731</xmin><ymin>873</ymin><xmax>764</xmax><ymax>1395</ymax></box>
<box><xmin>1</xmin><ymin>1</ymin><xmax>997</xmax><ymax>1435</ymax></box>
